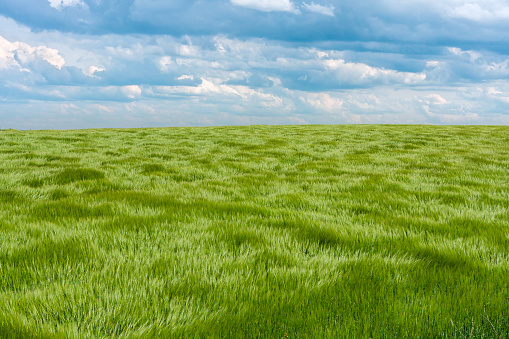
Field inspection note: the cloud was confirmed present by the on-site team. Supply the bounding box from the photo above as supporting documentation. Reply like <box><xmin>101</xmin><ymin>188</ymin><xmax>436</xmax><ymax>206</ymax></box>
<box><xmin>301</xmin><ymin>2</ymin><xmax>334</xmax><ymax>16</ymax></box>
<box><xmin>0</xmin><ymin>35</ymin><xmax>23</xmax><ymax>70</ymax></box>
<box><xmin>85</xmin><ymin>65</ymin><xmax>105</xmax><ymax>77</ymax></box>
<box><xmin>153</xmin><ymin>77</ymin><xmax>285</xmax><ymax>108</ymax></box>
<box><xmin>448</xmin><ymin>47</ymin><xmax>481</xmax><ymax>61</ymax></box>
<box><xmin>1</xmin><ymin>10</ymin><xmax>509</xmax><ymax>129</ymax></box>
<box><xmin>447</xmin><ymin>2</ymin><xmax>509</xmax><ymax>22</ymax></box>
<box><xmin>229</xmin><ymin>0</ymin><xmax>335</xmax><ymax>16</ymax></box>
<box><xmin>48</xmin><ymin>0</ymin><xmax>85</xmax><ymax>10</ymax></box>
<box><xmin>1</xmin><ymin>0</ymin><xmax>509</xmax><ymax>53</ymax></box>
<box><xmin>0</xmin><ymin>35</ymin><xmax>65</xmax><ymax>71</ymax></box>
<box><xmin>323</xmin><ymin>58</ymin><xmax>426</xmax><ymax>86</ymax></box>
<box><xmin>3</xmin><ymin>81</ymin><xmax>509</xmax><ymax>129</ymax></box>
<box><xmin>425</xmin><ymin>94</ymin><xmax>448</xmax><ymax>105</ymax></box>
<box><xmin>439</xmin><ymin>47</ymin><xmax>509</xmax><ymax>82</ymax></box>
<box><xmin>158</xmin><ymin>56</ymin><xmax>173</xmax><ymax>72</ymax></box>
<box><xmin>300</xmin><ymin>92</ymin><xmax>343</xmax><ymax>112</ymax></box>
<box><xmin>177</xmin><ymin>75</ymin><xmax>194</xmax><ymax>81</ymax></box>
<box><xmin>231</xmin><ymin>0</ymin><xmax>300</xmax><ymax>13</ymax></box>
<box><xmin>4</xmin><ymin>30</ymin><xmax>505</xmax><ymax>101</ymax></box>
<box><xmin>121</xmin><ymin>85</ymin><xmax>142</xmax><ymax>99</ymax></box>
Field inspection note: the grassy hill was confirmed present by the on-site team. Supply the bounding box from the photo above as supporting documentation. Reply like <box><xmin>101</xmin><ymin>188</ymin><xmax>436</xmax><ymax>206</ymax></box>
<box><xmin>0</xmin><ymin>125</ymin><xmax>508</xmax><ymax>338</ymax></box>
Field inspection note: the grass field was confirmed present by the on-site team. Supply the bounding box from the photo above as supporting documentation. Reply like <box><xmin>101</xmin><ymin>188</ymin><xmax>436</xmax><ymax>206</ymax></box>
<box><xmin>0</xmin><ymin>124</ymin><xmax>508</xmax><ymax>338</ymax></box>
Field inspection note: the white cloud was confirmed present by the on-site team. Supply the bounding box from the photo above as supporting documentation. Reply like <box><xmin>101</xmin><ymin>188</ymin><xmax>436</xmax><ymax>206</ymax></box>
<box><xmin>448</xmin><ymin>2</ymin><xmax>509</xmax><ymax>22</ymax></box>
<box><xmin>121</xmin><ymin>85</ymin><xmax>142</xmax><ymax>99</ymax></box>
<box><xmin>48</xmin><ymin>0</ymin><xmax>85</xmax><ymax>10</ymax></box>
<box><xmin>157</xmin><ymin>78</ymin><xmax>241</xmax><ymax>96</ymax></box>
<box><xmin>323</xmin><ymin>58</ymin><xmax>426</xmax><ymax>85</ymax></box>
<box><xmin>268</xmin><ymin>77</ymin><xmax>282</xmax><ymax>86</ymax></box>
<box><xmin>174</xmin><ymin>57</ymin><xmax>223</xmax><ymax>70</ymax></box>
<box><xmin>176</xmin><ymin>44</ymin><xmax>198</xmax><ymax>56</ymax></box>
<box><xmin>426</xmin><ymin>94</ymin><xmax>448</xmax><ymax>105</ymax></box>
<box><xmin>154</xmin><ymin>78</ymin><xmax>285</xmax><ymax>108</ymax></box>
<box><xmin>0</xmin><ymin>35</ymin><xmax>65</xmax><ymax>70</ymax></box>
<box><xmin>212</xmin><ymin>35</ymin><xmax>264</xmax><ymax>57</ymax></box>
<box><xmin>442</xmin><ymin>47</ymin><xmax>509</xmax><ymax>80</ymax></box>
<box><xmin>301</xmin><ymin>2</ymin><xmax>335</xmax><ymax>16</ymax></box>
<box><xmin>231</xmin><ymin>0</ymin><xmax>300</xmax><ymax>14</ymax></box>
<box><xmin>474</xmin><ymin>83</ymin><xmax>509</xmax><ymax>105</ymax></box>
<box><xmin>316</xmin><ymin>51</ymin><xmax>329</xmax><ymax>58</ymax></box>
<box><xmin>177</xmin><ymin>75</ymin><xmax>194</xmax><ymax>81</ymax></box>
<box><xmin>158</xmin><ymin>56</ymin><xmax>173</xmax><ymax>72</ymax></box>
<box><xmin>484</xmin><ymin>60</ymin><xmax>509</xmax><ymax>73</ymax></box>
<box><xmin>106</xmin><ymin>45</ymin><xmax>134</xmax><ymax>57</ymax></box>
<box><xmin>86</xmin><ymin>65</ymin><xmax>105</xmax><ymax>77</ymax></box>
<box><xmin>0</xmin><ymin>36</ymin><xmax>21</xmax><ymax>70</ymax></box>
<box><xmin>24</xmin><ymin>45</ymin><xmax>66</xmax><ymax>69</ymax></box>
<box><xmin>448</xmin><ymin>47</ymin><xmax>481</xmax><ymax>61</ymax></box>
<box><xmin>300</xmin><ymin>93</ymin><xmax>343</xmax><ymax>112</ymax></box>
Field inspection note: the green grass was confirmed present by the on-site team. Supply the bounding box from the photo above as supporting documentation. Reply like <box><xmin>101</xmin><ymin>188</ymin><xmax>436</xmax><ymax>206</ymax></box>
<box><xmin>0</xmin><ymin>125</ymin><xmax>508</xmax><ymax>338</ymax></box>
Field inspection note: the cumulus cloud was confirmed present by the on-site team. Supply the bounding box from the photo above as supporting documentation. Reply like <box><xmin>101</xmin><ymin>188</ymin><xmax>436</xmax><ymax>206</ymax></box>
<box><xmin>231</xmin><ymin>0</ymin><xmax>300</xmax><ymax>13</ymax></box>
<box><xmin>85</xmin><ymin>65</ymin><xmax>105</xmax><ymax>77</ymax></box>
<box><xmin>0</xmin><ymin>35</ymin><xmax>23</xmax><ymax>70</ymax></box>
<box><xmin>300</xmin><ymin>93</ymin><xmax>343</xmax><ymax>112</ymax></box>
<box><xmin>2</xmin><ymin>13</ymin><xmax>509</xmax><ymax>128</ymax></box>
<box><xmin>160</xmin><ymin>78</ymin><xmax>239</xmax><ymax>95</ymax></box>
<box><xmin>0</xmin><ymin>35</ymin><xmax>65</xmax><ymax>70</ymax></box>
<box><xmin>426</xmin><ymin>94</ymin><xmax>448</xmax><ymax>105</ymax></box>
<box><xmin>154</xmin><ymin>78</ymin><xmax>285</xmax><ymax>108</ymax></box>
<box><xmin>301</xmin><ymin>2</ymin><xmax>334</xmax><ymax>16</ymax></box>
<box><xmin>323</xmin><ymin>58</ymin><xmax>426</xmax><ymax>86</ymax></box>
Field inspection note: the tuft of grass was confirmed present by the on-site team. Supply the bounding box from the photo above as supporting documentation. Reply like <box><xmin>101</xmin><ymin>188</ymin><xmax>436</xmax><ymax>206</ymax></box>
<box><xmin>141</xmin><ymin>163</ymin><xmax>165</xmax><ymax>174</ymax></box>
<box><xmin>30</xmin><ymin>200</ymin><xmax>114</xmax><ymax>220</ymax></box>
<box><xmin>49</xmin><ymin>188</ymin><xmax>69</xmax><ymax>200</ymax></box>
<box><xmin>52</xmin><ymin>168</ymin><xmax>105</xmax><ymax>185</ymax></box>
<box><xmin>22</xmin><ymin>178</ymin><xmax>45</xmax><ymax>188</ymax></box>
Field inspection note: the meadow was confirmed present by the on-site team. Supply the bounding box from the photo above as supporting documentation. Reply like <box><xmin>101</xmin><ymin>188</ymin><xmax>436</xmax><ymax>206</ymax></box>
<box><xmin>0</xmin><ymin>124</ymin><xmax>508</xmax><ymax>338</ymax></box>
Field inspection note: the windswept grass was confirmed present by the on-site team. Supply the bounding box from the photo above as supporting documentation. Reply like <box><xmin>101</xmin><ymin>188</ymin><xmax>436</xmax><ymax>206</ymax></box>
<box><xmin>52</xmin><ymin>168</ymin><xmax>105</xmax><ymax>185</ymax></box>
<box><xmin>0</xmin><ymin>125</ymin><xmax>508</xmax><ymax>338</ymax></box>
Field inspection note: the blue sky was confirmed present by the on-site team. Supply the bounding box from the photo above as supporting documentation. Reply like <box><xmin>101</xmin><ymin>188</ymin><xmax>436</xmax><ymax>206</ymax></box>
<box><xmin>1</xmin><ymin>0</ymin><xmax>509</xmax><ymax>129</ymax></box>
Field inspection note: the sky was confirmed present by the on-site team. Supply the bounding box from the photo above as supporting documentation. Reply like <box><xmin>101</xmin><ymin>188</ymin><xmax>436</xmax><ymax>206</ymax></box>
<box><xmin>1</xmin><ymin>0</ymin><xmax>509</xmax><ymax>129</ymax></box>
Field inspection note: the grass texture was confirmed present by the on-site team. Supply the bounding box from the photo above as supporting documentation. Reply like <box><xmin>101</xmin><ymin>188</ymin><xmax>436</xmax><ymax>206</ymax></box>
<box><xmin>0</xmin><ymin>125</ymin><xmax>508</xmax><ymax>338</ymax></box>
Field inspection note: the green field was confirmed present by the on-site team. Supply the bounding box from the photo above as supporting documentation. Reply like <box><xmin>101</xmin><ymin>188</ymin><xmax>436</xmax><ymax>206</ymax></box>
<box><xmin>0</xmin><ymin>125</ymin><xmax>508</xmax><ymax>338</ymax></box>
